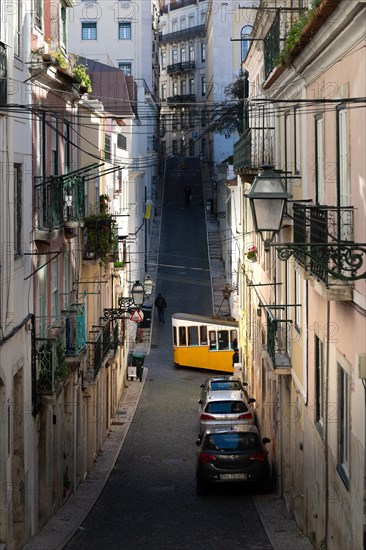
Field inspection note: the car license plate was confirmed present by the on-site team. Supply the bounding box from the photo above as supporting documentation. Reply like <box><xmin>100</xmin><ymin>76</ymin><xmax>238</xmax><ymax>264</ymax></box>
<box><xmin>221</xmin><ymin>473</ymin><xmax>247</xmax><ymax>480</ymax></box>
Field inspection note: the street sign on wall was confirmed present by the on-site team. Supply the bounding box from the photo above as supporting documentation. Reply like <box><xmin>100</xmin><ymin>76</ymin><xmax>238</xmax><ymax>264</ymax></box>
<box><xmin>130</xmin><ymin>309</ymin><xmax>144</xmax><ymax>323</ymax></box>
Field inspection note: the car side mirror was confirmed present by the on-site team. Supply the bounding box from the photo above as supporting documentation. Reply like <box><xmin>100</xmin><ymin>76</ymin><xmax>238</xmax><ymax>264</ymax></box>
<box><xmin>249</xmin><ymin>398</ymin><xmax>256</xmax><ymax>404</ymax></box>
<box><xmin>262</xmin><ymin>437</ymin><xmax>270</xmax><ymax>445</ymax></box>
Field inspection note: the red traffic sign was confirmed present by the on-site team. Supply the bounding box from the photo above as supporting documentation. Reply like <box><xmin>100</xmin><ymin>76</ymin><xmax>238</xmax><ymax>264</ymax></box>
<box><xmin>130</xmin><ymin>309</ymin><xmax>144</xmax><ymax>323</ymax></box>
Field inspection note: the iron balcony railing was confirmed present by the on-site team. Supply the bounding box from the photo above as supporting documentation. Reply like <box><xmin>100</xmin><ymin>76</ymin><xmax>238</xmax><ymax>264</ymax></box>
<box><xmin>291</xmin><ymin>203</ymin><xmax>357</xmax><ymax>284</ymax></box>
<box><xmin>167</xmin><ymin>94</ymin><xmax>196</xmax><ymax>104</ymax></box>
<box><xmin>265</xmin><ymin>309</ymin><xmax>291</xmax><ymax>370</ymax></box>
<box><xmin>167</xmin><ymin>61</ymin><xmax>196</xmax><ymax>74</ymax></box>
<box><xmin>89</xmin><ymin>320</ymin><xmax>115</xmax><ymax>377</ymax></box>
<box><xmin>35</xmin><ymin>174</ymin><xmax>85</xmax><ymax>231</ymax></box>
<box><xmin>36</xmin><ymin>330</ymin><xmax>69</xmax><ymax>394</ymax></box>
<box><xmin>64</xmin><ymin>304</ymin><xmax>86</xmax><ymax>356</ymax></box>
<box><xmin>233</xmin><ymin>130</ymin><xmax>252</xmax><ymax>172</ymax></box>
<box><xmin>159</xmin><ymin>24</ymin><xmax>205</xmax><ymax>44</ymax></box>
<box><xmin>264</xmin><ymin>12</ymin><xmax>281</xmax><ymax>80</ymax></box>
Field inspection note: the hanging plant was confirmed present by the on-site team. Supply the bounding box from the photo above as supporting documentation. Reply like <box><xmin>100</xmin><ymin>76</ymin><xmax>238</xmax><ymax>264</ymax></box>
<box><xmin>245</xmin><ymin>245</ymin><xmax>258</xmax><ymax>262</ymax></box>
<box><xmin>72</xmin><ymin>60</ymin><xmax>92</xmax><ymax>92</ymax></box>
<box><xmin>84</xmin><ymin>212</ymin><xmax>118</xmax><ymax>265</ymax></box>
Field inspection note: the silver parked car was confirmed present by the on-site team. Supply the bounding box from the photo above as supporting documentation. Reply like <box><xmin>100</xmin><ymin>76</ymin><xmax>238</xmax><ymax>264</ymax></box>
<box><xmin>199</xmin><ymin>376</ymin><xmax>249</xmax><ymax>402</ymax></box>
<box><xmin>198</xmin><ymin>390</ymin><xmax>256</xmax><ymax>437</ymax></box>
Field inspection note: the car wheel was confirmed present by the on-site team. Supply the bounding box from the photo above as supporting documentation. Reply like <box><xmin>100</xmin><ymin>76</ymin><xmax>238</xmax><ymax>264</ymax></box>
<box><xmin>196</xmin><ymin>479</ymin><xmax>207</xmax><ymax>495</ymax></box>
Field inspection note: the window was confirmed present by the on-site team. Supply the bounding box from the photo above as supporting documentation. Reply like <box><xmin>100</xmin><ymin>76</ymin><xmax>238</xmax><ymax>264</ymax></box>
<box><xmin>35</xmin><ymin>0</ymin><xmax>43</xmax><ymax>30</ymax></box>
<box><xmin>172</xmin><ymin>49</ymin><xmax>178</xmax><ymax>63</ymax></box>
<box><xmin>201</xmin><ymin>109</ymin><xmax>207</xmax><ymax>127</ymax></box>
<box><xmin>187</xmin><ymin>326</ymin><xmax>198</xmax><ymax>346</ymax></box>
<box><xmin>201</xmin><ymin>138</ymin><xmax>206</xmax><ymax>155</ymax></box>
<box><xmin>172</xmin><ymin>140</ymin><xmax>178</xmax><ymax>154</ymax></box>
<box><xmin>315</xmin><ymin>114</ymin><xmax>325</xmax><ymax>204</ymax></box>
<box><xmin>161</xmin><ymin>51</ymin><xmax>166</xmax><ymax>69</ymax></box>
<box><xmin>14</xmin><ymin>164</ymin><xmax>22</xmax><ymax>258</ymax></box>
<box><xmin>36</xmin><ymin>113</ymin><xmax>45</xmax><ymax>178</ymax></box>
<box><xmin>181</xmin><ymin>47</ymin><xmax>186</xmax><ymax>62</ymax></box>
<box><xmin>189</xmin><ymin>78</ymin><xmax>195</xmax><ymax>95</ymax></box>
<box><xmin>172</xmin><ymin>81</ymin><xmax>178</xmax><ymax>96</ymax></box>
<box><xmin>315</xmin><ymin>335</ymin><xmax>324</xmax><ymax>432</ymax></box>
<box><xmin>60</xmin><ymin>4</ymin><xmax>67</xmax><ymax>50</ymax></box>
<box><xmin>172</xmin><ymin>20</ymin><xmax>178</xmax><ymax>32</ymax></box>
<box><xmin>161</xmin><ymin>141</ymin><xmax>166</xmax><ymax>157</ymax></box>
<box><xmin>119</xmin><ymin>22</ymin><xmax>131</xmax><ymax>40</ymax></box>
<box><xmin>117</xmin><ymin>134</ymin><xmax>127</xmax><ymax>150</ymax></box>
<box><xmin>105</xmin><ymin>135</ymin><xmax>111</xmax><ymax>161</ymax></box>
<box><xmin>119</xmin><ymin>62</ymin><xmax>132</xmax><ymax>76</ymax></box>
<box><xmin>188</xmin><ymin>15</ymin><xmax>194</xmax><ymax>28</ymax></box>
<box><xmin>294</xmin><ymin>270</ymin><xmax>301</xmax><ymax>331</ymax></box>
<box><xmin>337</xmin><ymin>107</ymin><xmax>350</xmax><ymax>207</ymax></box>
<box><xmin>189</xmin><ymin>45</ymin><xmax>195</xmax><ymax>61</ymax></box>
<box><xmin>51</xmin><ymin>115</ymin><xmax>58</xmax><ymax>175</ymax></box>
<box><xmin>189</xmin><ymin>139</ymin><xmax>194</xmax><ymax>157</ymax></box>
<box><xmin>180</xmin><ymin>79</ymin><xmax>186</xmax><ymax>96</ymax></box>
<box><xmin>82</xmin><ymin>22</ymin><xmax>97</xmax><ymax>40</ymax></box>
<box><xmin>161</xmin><ymin>83</ymin><xmax>166</xmax><ymax>100</ymax></box>
<box><xmin>0</xmin><ymin>43</ymin><xmax>7</xmax><ymax>105</ymax></box>
<box><xmin>337</xmin><ymin>366</ymin><xmax>349</xmax><ymax>485</ymax></box>
<box><xmin>241</xmin><ymin>25</ymin><xmax>252</xmax><ymax>61</ymax></box>
<box><xmin>63</xmin><ymin>121</ymin><xmax>70</xmax><ymax>173</ymax></box>
<box><xmin>201</xmin><ymin>76</ymin><xmax>206</xmax><ymax>96</ymax></box>
<box><xmin>201</xmin><ymin>43</ymin><xmax>205</xmax><ymax>62</ymax></box>
<box><xmin>14</xmin><ymin>0</ymin><xmax>22</xmax><ymax>57</ymax></box>
<box><xmin>188</xmin><ymin>110</ymin><xmax>195</xmax><ymax>128</ymax></box>
<box><xmin>172</xmin><ymin>113</ymin><xmax>178</xmax><ymax>130</ymax></box>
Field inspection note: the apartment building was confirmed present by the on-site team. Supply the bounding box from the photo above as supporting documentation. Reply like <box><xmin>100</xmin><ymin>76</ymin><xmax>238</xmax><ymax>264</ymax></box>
<box><xmin>0</xmin><ymin>1</ymin><xmax>34</xmax><ymax>546</ymax></box>
<box><xmin>233</xmin><ymin>1</ymin><xmax>366</xmax><ymax>548</ymax></box>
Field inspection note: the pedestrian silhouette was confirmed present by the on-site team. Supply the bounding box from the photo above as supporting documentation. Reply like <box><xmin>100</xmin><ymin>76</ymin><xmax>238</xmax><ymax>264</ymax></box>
<box><xmin>154</xmin><ymin>293</ymin><xmax>167</xmax><ymax>323</ymax></box>
<box><xmin>185</xmin><ymin>186</ymin><xmax>192</xmax><ymax>206</ymax></box>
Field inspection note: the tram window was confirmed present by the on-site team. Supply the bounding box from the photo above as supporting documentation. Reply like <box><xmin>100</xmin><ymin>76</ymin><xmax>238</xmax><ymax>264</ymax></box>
<box><xmin>218</xmin><ymin>330</ymin><xmax>229</xmax><ymax>350</ymax></box>
<box><xmin>179</xmin><ymin>326</ymin><xmax>186</xmax><ymax>346</ymax></box>
<box><xmin>187</xmin><ymin>325</ymin><xmax>198</xmax><ymax>346</ymax></box>
<box><xmin>209</xmin><ymin>330</ymin><xmax>217</xmax><ymax>350</ymax></box>
<box><xmin>173</xmin><ymin>326</ymin><xmax>177</xmax><ymax>346</ymax></box>
<box><xmin>200</xmin><ymin>325</ymin><xmax>208</xmax><ymax>345</ymax></box>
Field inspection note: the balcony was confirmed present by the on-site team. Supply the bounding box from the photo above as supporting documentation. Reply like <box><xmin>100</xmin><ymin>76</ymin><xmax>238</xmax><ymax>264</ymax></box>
<box><xmin>167</xmin><ymin>94</ymin><xmax>196</xmax><ymax>105</ymax></box>
<box><xmin>264</xmin><ymin>12</ymin><xmax>281</xmax><ymax>81</ymax></box>
<box><xmin>233</xmin><ymin>130</ymin><xmax>252</xmax><ymax>173</ymax></box>
<box><xmin>34</xmin><ymin>173</ymin><xmax>85</xmax><ymax>240</ymax></box>
<box><xmin>36</xmin><ymin>331</ymin><xmax>70</xmax><ymax>394</ymax></box>
<box><xmin>64</xmin><ymin>304</ymin><xmax>86</xmax><ymax>357</ymax></box>
<box><xmin>89</xmin><ymin>320</ymin><xmax>116</xmax><ymax>377</ymax></box>
<box><xmin>167</xmin><ymin>61</ymin><xmax>195</xmax><ymax>75</ymax></box>
<box><xmin>159</xmin><ymin>24</ymin><xmax>205</xmax><ymax>44</ymax></box>
<box><xmin>263</xmin><ymin>309</ymin><xmax>291</xmax><ymax>375</ymax></box>
<box><xmin>83</xmin><ymin>214</ymin><xmax>118</xmax><ymax>264</ymax></box>
<box><xmin>286</xmin><ymin>203</ymin><xmax>362</xmax><ymax>296</ymax></box>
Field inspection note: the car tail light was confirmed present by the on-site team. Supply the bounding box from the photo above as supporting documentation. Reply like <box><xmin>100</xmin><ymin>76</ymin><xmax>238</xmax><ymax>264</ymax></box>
<box><xmin>200</xmin><ymin>413</ymin><xmax>216</xmax><ymax>421</ymax></box>
<box><xmin>237</xmin><ymin>412</ymin><xmax>253</xmax><ymax>420</ymax></box>
<box><xmin>199</xmin><ymin>452</ymin><xmax>216</xmax><ymax>463</ymax></box>
<box><xmin>249</xmin><ymin>452</ymin><xmax>266</xmax><ymax>462</ymax></box>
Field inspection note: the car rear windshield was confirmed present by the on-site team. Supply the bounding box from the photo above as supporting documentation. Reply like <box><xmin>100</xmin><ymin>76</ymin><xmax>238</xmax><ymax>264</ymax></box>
<box><xmin>205</xmin><ymin>401</ymin><xmax>247</xmax><ymax>414</ymax></box>
<box><xmin>205</xmin><ymin>433</ymin><xmax>260</xmax><ymax>451</ymax></box>
<box><xmin>210</xmin><ymin>381</ymin><xmax>242</xmax><ymax>391</ymax></box>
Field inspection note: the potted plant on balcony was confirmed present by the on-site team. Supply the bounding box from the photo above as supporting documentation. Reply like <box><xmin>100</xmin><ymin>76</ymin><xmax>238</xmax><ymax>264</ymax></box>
<box><xmin>84</xmin><ymin>211</ymin><xmax>117</xmax><ymax>265</ymax></box>
<box><xmin>245</xmin><ymin>245</ymin><xmax>258</xmax><ymax>262</ymax></box>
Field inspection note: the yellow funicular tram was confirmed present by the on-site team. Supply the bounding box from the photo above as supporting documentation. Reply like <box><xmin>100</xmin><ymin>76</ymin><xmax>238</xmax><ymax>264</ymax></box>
<box><xmin>172</xmin><ymin>312</ymin><xmax>238</xmax><ymax>373</ymax></box>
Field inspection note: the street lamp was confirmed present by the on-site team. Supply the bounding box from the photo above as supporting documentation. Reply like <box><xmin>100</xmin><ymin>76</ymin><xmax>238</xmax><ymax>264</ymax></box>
<box><xmin>131</xmin><ymin>280</ymin><xmax>144</xmax><ymax>307</ymax></box>
<box><xmin>104</xmin><ymin>280</ymin><xmax>145</xmax><ymax>321</ymax></box>
<box><xmin>143</xmin><ymin>276</ymin><xmax>153</xmax><ymax>297</ymax></box>
<box><xmin>246</xmin><ymin>164</ymin><xmax>291</xmax><ymax>251</ymax></box>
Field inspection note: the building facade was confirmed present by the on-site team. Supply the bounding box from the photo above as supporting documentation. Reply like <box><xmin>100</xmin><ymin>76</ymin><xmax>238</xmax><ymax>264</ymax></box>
<box><xmin>233</xmin><ymin>1</ymin><xmax>366</xmax><ymax>548</ymax></box>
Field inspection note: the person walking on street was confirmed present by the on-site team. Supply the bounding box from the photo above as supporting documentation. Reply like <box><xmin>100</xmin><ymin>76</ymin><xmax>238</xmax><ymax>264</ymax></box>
<box><xmin>184</xmin><ymin>186</ymin><xmax>192</xmax><ymax>206</ymax></box>
<box><xmin>232</xmin><ymin>348</ymin><xmax>239</xmax><ymax>367</ymax></box>
<box><xmin>154</xmin><ymin>293</ymin><xmax>167</xmax><ymax>323</ymax></box>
